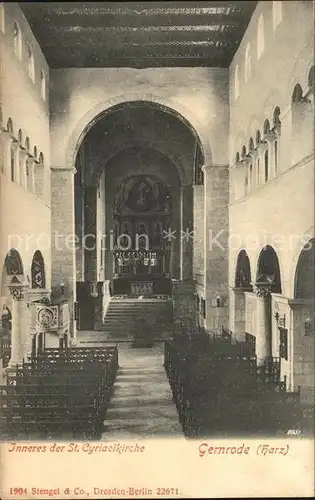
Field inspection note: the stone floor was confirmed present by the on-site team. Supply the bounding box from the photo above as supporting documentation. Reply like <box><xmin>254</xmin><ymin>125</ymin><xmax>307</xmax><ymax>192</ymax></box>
<box><xmin>77</xmin><ymin>332</ymin><xmax>183</xmax><ymax>439</ymax></box>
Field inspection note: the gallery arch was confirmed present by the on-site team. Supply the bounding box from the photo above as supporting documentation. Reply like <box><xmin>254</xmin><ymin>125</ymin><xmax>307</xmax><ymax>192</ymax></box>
<box><xmin>0</xmin><ymin>249</ymin><xmax>28</xmax><ymax>367</ymax></box>
<box><xmin>289</xmin><ymin>238</ymin><xmax>315</xmax><ymax>402</ymax></box>
<box><xmin>231</xmin><ymin>250</ymin><xmax>253</xmax><ymax>340</ymax></box>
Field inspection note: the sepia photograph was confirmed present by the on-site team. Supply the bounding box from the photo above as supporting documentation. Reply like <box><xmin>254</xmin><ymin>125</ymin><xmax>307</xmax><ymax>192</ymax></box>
<box><xmin>0</xmin><ymin>1</ymin><xmax>314</xmax><ymax>498</ymax></box>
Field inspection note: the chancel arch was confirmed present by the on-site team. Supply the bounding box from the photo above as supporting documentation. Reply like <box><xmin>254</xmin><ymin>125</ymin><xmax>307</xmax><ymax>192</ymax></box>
<box><xmin>73</xmin><ymin>101</ymin><xmax>201</xmax><ymax>331</ymax></box>
<box><xmin>65</xmin><ymin>95</ymin><xmax>212</xmax><ymax>171</ymax></box>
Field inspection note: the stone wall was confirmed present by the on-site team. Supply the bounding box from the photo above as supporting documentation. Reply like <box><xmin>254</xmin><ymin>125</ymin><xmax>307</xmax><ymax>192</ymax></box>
<box><xmin>0</xmin><ymin>3</ymin><xmax>51</xmax><ymax>289</ymax></box>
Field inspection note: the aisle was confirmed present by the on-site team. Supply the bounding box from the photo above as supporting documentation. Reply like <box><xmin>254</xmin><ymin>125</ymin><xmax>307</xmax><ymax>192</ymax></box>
<box><xmin>100</xmin><ymin>343</ymin><xmax>183</xmax><ymax>439</ymax></box>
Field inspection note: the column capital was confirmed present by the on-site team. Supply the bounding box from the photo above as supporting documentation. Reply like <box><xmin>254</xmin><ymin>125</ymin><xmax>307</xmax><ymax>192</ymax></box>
<box><xmin>8</xmin><ymin>284</ymin><xmax>29</xmax><ymax>301</ymax></box>
<box><xmin>6</xmin><ymin>275</ymin><xmax>29</xmax><ymax>301</ymax></box>
<box><xmin>248</xmin><ymin>150</ymin><xmax>258</xmax><ymax>160</ymax></box>
<box><xmin>263</xmin><ymin>131</ymin><xmax>277</xmax><ymax>143</ymax></box>
<box><xmin>256</xmin><ymin>141</ymin><xmax>268</xmax><ymax>153</ymax></box>
<box><xmin>253</xmin><ymin>283</ymin><xmax>272</xmax><ymax>298</ymax></box>
<box><xmin>26</xmin><ymin>156</ymin><xmax>37</xmax><ymax>166</ymax></box>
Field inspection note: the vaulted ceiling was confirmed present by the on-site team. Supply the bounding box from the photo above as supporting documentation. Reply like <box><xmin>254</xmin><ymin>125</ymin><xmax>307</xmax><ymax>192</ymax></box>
<box><xmin>20</xmin><ymin>1</ymin><xmax>257</xmax><ymax>68</ymax></box>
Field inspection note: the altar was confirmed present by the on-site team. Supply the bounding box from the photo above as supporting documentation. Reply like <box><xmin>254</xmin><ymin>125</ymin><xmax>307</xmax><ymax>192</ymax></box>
<box><xmin>130</xmin><ymin>281</ymin><xmax>154</xmax><ymax>295</ymax></box>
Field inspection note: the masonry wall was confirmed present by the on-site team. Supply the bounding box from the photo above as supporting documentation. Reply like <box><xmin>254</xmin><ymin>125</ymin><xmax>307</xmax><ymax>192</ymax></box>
<box><xmin>0</xmin><ymin>3</ymin><xmax>51</xmax><ymax>288</ymax></box>
<box><xmin>229</xmin><ymin>0</ymin><xmax>314</xmax><ymax>164</ymax></box>
<box><xmin>229</xmin><ymin>0</ymin><xmax>314</xmax><ymax>297</ymax></box>
<box><xmin>228</xmin><ymin>0</ymin><xmax>314</xmax><ymax>399</ymax></box>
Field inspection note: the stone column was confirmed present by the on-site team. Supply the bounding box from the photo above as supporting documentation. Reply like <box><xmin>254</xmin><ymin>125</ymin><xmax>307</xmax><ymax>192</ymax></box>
<box><xmin>180</xmin><ymin>184</ymin><xmax>193</xmax><ymax>280</ymax></box>
<box><xmin>171</xmin><ymin>184</ymin><xmax>195</xmax><ymax>327</ymax></box>
<box><xmin>12</xmin><ymin>141</ymin><xmax>20</xmax><ymax>184</ymax></box>
<box><xmin>193</xmin><ymin>184</ymin><xmax>204</xmax><ymax>281</ymax></box>
<box><xmin>264</xmin><ymin>132</ymin><xmax>277</xmax><ymax>180</ymax></box>
<box><xmin>27</xmin><ymin>157</ymin><xmax>36</xmax><ymax>194</ymax></box>
<box><xmin>203</xmin><ymin>164</ymin><xmax>229</xmax><ymax>334</ymax></box>
<box><xmin>19</xmin><ymin>149</ymin><xmax>28</xmax><ymax>189</ymax></box>
<box><xmin>51</xmin><ymin>166</ymin><xmax>77</xmax><ymax>341</ymax></box>
<box><xmin>7</xmin><ymin>281</ymin><xmax>29</xmax><ymax>366</ymax></box>
<box><xmin>2</xmin><ymin>132</ymin><xmax>13</xmax><ymax>178</ymax></box>
<box><xmin>253</xmin><ymin>284</ymin><xmax>272</xmax><ymax>366</ymax></box>
<box><xmin>84</xmin><ymin>185</ymin><xmax>98</xmax><ymax>282</ymax></box>
<box><xmin>256</xmin><ymin>142</ymin><xmax>268</xmax><ymax>184</ymax></box>
<box><xmin>229</xmin><ymin>287</ymin><xmax>249</xmax><ymax>342</ymax></box>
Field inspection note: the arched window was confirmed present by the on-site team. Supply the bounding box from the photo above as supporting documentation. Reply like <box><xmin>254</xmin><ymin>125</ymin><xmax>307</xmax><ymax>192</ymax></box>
<box><xmin>235</xmin><ymin>65</ymin><xmax>240</xmax><ymax>100</ymax></box>
<box><xmin>257</xmin><ymin>14</ymin><xmax>265</xmax><ymax>59</ymax></box>
<box><xmin>308</xmin><ymin>65</ymin><xmax>314</xmax><ymax>92</ymax></box>
<box><xmin>292</xmin><ymin>83</ymin><xmax>303</xmax><ymax>103</ymax></box>
<box><xmin>0</xmin><ymin>136</ymin><xmax>4</xmax><ymax>174</ymax></box>
<box><xmin>33</xmin><ymin>146</ymin><xmax>38</xmax><ymax>159</ymax></box>
<box><xmin>241</xmin><ymin>145</ymin><xmax>247</xmax><ymax>159</ymax></box>
<box><xmin>248</xmin><ymin>138</ymin><xmax>255</xmax><ymax>190</ymax></box>
<box><xmin>25</xmin><ymin>137</ymin><xmax>30</xmax><ymax>152</ymax></box>
<box><xmin>10</xmin><ymin>145</ymin><xmax>15</xmax><ymax>182</ymax></box>
<box><xmin>273</xmin><ymin>107</ymin><xmax>281</xmax><ymax>174</ymax></box>
<box><xmin>18</xmin><ymin>128</ymin><xmax>23</xmax><ymax>144</ymax></box>
<box><xmin>274</xmin><ymin>141</ymin><xmax>278</xmax><ymax>174</ymax></box>
<box><xmin>0</xmin><ymin>5</ymin><xmax>5</xmax><ymax>34</ymax></box>
<box><xmin>263</xmin><ymin>119</ymin><xmax>270</xmax><ymax>136</ymax></box>
<box><xmin>273</xmin><ymin>1</ymin><xmax>283</xmax><ymax>31</ymax></box>
<box><xmin>7</xmin><ymin>117</ymin><xmax>13</xmax><ymax>134</ymax></box>
<box><xmin>40</xmin><ymin>70</ymin><xmax>46</xmax><ymax>100</ymax></box>
<box><xmin>264</xmin><ymin>149</ymin><xmax>269</xmax><ymax>182</ymax></box>
<box><xmin>255</xmin><ymin>129</ymin><xmax>261</xmax><ymax>146</ymax></box>
<box><xmin>245</xmin><ymin>43</ymin><xmax>252</xmax><ymax>83</ymax></box>
<box><xmin>13</xmin><ymin>21</ymin><xmax>22</xmax><ymax>60</ymax></box>
<box><xmin>273</xmin><ymin>107</ymin><xmax>281</xmax><ymax>130</ymax></box>
<box><xmin>27</xmin><ymin>44</ymin><xmax>35</xmax><ymax>82</ymax></box>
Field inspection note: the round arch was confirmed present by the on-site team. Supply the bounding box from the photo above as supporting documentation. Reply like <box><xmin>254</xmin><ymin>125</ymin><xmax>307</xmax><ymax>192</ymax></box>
<box><xmin>285</xmin><ymin>41</ymin><xmax>314</xmax><ymax>103</ymax></box>
<box><xmin>0</xmin><ymin>248</ymin><xmax>24</xmax><ymax>298</ymax></box>
<box><xmin>86</xmin><ymin>140</ymin><xmax>187</xmax><ymax>186</ymax></box>
<box><xmin>31</xmin><ymin>250</ymin><xmax>46</xmax><ymax>289</ymax></box>
<box><xmin>257</xmin><ymin>245</ymin><xmax>282</xmax><ymax>293</ymax></box>
<box><xmin>66</xmin><ymin>93</ymin><xmax>213</xmax><ymax>171</ymax></box>
<box><xmin>235</xmin><ymin>250</ymin><xmax>252</xmax><ymax>288</ymax></box>
<box><xmin>92</xmin><ymin>144</ymin><xmax>183</xmax><ymax>186</ymax></box>
<box><xmin>294</xmin><ymin>237</ymin><xmax>315</xmax><ymax>299</ymax></box>
<box><xmin>4</xmin><ymin>248</ymin><xmax>24</xmax><ymax>276</ymax></box>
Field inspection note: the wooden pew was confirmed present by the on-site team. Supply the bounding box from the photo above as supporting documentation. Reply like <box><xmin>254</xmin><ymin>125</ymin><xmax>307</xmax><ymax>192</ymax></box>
<box><xmin>0</xmin><ymin>346</ymin><xmax>118</xmax><ymax>439</ymax></box>
<box><xmin>164</xmin><ymin>337</ymin><xmax>302</xmax><ymax>437</ymax></box>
